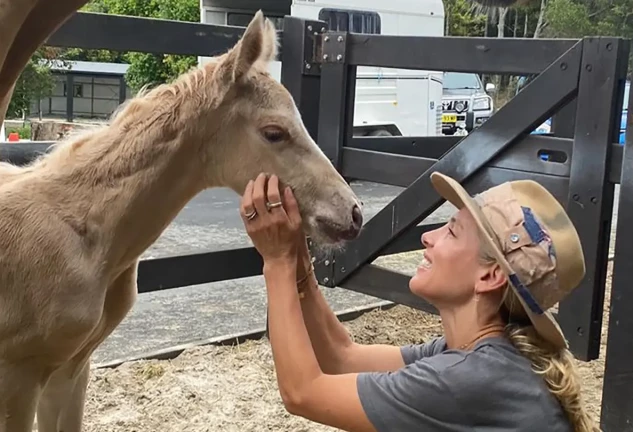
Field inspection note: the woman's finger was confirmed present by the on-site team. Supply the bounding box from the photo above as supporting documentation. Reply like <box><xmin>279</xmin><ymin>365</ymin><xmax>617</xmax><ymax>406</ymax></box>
<box><xmin>267</xmin><ymin>175</ymin><xmax>292</xmax><ymax>227</ymax></box>
<box><xmin>266</xmin><ymin>175</ymin><xmax>285</xmax><ymax>215</ymax></box>
<box><xmin>252</xmin><ymin>173</ymin><xmax>269</xmax><ymax>218</ymax></box>
<box><xmin>284</xmin><ymin>186</ymin><xmax>302</xmax><ymax>228</ymax></box>
<box><xmin>240</xmin><ymin>180</ymin><xmax>256</xmax><ymax>222</ymax></box>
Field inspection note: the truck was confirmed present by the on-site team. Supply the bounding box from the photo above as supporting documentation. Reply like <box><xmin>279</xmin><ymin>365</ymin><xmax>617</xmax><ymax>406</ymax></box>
<box><xmin>198</xmin><ymin>0</ymin><xmax>446</xmax><ymax>138</ymax></box>
<box><xmin>440</xmin><ymin>71</ymin><xmax>496</xmax><ymax>135</ymax></box>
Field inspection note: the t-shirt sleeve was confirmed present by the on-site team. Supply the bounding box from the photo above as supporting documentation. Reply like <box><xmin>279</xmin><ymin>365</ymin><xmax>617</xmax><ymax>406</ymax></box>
<box><xmin>356</xmin><ymin>356</ymin><xmax>466</xmax><ymax>431</ymax></box>
<box><xmin>400</xmin><ymin>336</ymin><xmax>446</xmax><ymax>365</ymax></box>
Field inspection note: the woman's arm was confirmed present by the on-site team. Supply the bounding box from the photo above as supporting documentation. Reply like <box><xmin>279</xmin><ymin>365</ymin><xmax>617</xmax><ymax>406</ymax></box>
<box><xmin>240</xmin><ymin>175</ymin><xmax>455</xmax><ymax>432</ymax></box>
<box><xmin>295</xmin><ymin>240</ymin><xmax>406</xmax><ymax>374</ymax></box>
<box><xmin>265</xmin><ymin>260</ymin><xmax>459</xmax><ymax>432</ymax></box>
<box><xmin>264</xmin><ymin>259</ymin><xmax>378</xmax><ymax>432</ymax></box>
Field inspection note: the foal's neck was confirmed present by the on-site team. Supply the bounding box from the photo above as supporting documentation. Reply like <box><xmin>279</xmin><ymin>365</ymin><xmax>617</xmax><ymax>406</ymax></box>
<box><xmin>46</xmin><ymin>97</ymin><xmax>220</xmax><ymax>274</ymax></box>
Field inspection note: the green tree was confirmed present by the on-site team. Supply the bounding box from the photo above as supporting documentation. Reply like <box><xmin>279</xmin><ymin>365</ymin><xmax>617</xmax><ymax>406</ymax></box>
<box><xmin>59</xmin><ymin>0</ymin><xmax>200</xmax><ymax>92</ymax></box>
<box><xmin>544</xmin><ymin>0</ymin><xmax>633</xmax><ymax>39</ymax></box>
<box><xmin>86</xmin><ymin>0</ymin><xmax>200</xmax><ymax>92</ymax></box>
<box><xmin>8</xmin><ymin>0</ymin><xmax>200</xmax><ymax>118</ymax></box>
<box><xmin>543</xmin><ymin>0</ymin><xmax>595</xmax><ymax>37</ymax></box>
<box><xmin>444</xmin><ymin>0</ymin><xmax>488</xmax><ymax>36</ymax></box>
<box><xmin>543</xmin><ymin>0</ymin><xmax>633</xmax><ymax>75</ymax></box>
<box><xmin>7</xmin><ymin>47</ymin><xmax>70</xmax><ymax>118</ymax></box>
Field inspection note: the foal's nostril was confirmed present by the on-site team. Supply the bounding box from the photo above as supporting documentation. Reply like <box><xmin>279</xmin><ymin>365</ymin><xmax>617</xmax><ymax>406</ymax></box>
<box><xmin>352</xmin><ymin>204</ymin><xmax>363</xmax><ymax>229</ymax></box>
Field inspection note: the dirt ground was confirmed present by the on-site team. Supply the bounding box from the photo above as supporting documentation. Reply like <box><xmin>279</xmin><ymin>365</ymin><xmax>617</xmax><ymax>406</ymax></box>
<box><xmin>73</xmin><ymin>253</ymin><xmax>610</xmax><ymax>432</ymax></box>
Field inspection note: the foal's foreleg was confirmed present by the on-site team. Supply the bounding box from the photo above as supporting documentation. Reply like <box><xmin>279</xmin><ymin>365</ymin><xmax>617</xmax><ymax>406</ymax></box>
<box><xmin>0</xmin><ymin>360</ymin><xmax>46</xmax><ymax>432</ymax></box>
<box><xmin>36</xmin><ymin>359</ymin><xmax>90</xmax><ymax>432</ymax></box>
<box><xmin>36</xmin><ymin>265</ymin><xmax>138</xmax><ymax>432</ymax></box>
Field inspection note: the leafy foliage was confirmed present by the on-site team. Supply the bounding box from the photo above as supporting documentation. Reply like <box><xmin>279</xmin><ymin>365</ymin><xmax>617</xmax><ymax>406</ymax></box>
<box><xmin>444</xmin><ymin>0</ymin><xmax>488</xmax><ymax>36</ymax></box>
<box><xmin>543</xmin><ymin>0</ymin><xmax>594</xmax><ymax>37</ymax></box>
<box><xmin>68</xmin><ymin>0</ymin><xmax>200</xmax><ymax>92</ymax></box>
<box><xmin>545</xmin><ymin>0</ymin><xmax>633</xmax><ymax>39</ymax></box>
<box><xmin>7</xmin><ymin>47</ymin><xmax>70</xmax><ymax>118</ymax></box>
<box><xmin>544</xmin><ymin>0</ymin><xmax>633</xmax><ymax>75</ymax></box>
<box><xmin>7</xmin><ymin>0</ymin><xmax>200</xmax><ymax>117</ymax></box>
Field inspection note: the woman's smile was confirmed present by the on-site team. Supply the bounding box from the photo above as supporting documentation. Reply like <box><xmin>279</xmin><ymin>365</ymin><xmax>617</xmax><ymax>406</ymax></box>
<box><xmin>417</xmin><ymin>253</ymin><xmax>432</xmax><ymax>272</ymax></box>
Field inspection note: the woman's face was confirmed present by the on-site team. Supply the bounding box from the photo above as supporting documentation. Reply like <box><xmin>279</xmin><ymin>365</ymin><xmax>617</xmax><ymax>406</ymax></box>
<box><xmin>409</xmin><ymin>207</ymin><xmax>497</xmax><ymax>308</ymax></box>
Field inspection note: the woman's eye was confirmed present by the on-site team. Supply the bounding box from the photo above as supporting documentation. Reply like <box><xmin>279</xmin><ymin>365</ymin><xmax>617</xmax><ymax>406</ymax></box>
<box><xmin>262</xmin><ymin>127</ymin><xmax>287</xmax><ymax>143</ymax></box>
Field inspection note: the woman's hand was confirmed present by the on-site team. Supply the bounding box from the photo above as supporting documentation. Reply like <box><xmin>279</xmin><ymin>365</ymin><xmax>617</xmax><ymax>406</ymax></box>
<box><xmin>240</xmin><ymin>173</ymin><xmax>303</xmax><ymax>267</ymax></box>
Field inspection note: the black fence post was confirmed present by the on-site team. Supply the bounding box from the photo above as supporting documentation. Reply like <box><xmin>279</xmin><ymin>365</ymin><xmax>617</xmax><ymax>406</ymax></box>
<box><xmin>264</xmin><ymin>16</ymin><xmax>330</xmax><ymax>336</ymax></box>
<box><xmin>66</xmin><ymin>73</ymin><xmax>74</xmax><ymax>122</ymax></box>
<box><xmin>600</xmin><ymin>68</ymin><xmax>633</xmax><ymax>432</ymax></box>
<box><xmin>557</xmin><ymin>37</ymin><xmax>629</xmax><ymax>361</ymax></box>
<box><xmin>280</xmin><ymin>16</ymin><xmax>325</xmax><ymax>140</ymax></box>
<box><xmin>550</xmin><ymin>99</ymin><xmax>576</xmax><ymax>138</ymax></box>
<box><xmin>317</xmin><ymin>31</ymin><xmax>356</xmax><ymax>171</ymax></box>
<box><xmin>278</xmin><ymin>16</ymin><xmax>340</xmax><ymax>291</ymax></box>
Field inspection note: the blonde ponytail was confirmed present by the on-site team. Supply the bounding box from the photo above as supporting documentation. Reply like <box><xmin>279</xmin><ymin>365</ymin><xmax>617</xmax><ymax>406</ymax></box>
<box><xmin>504</xmin><ymin>323</ymin><xmax>600</xmax><ymax>432</ymax></box>
<box><xmin>476</xmin><ymin>235</ymin><xmax>599</xmax><ymax>432</ymax></box>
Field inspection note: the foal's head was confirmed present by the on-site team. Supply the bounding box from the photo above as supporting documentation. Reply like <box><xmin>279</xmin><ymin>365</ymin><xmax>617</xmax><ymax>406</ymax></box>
<box><xmin>202</xmin><ymin>11</ymin><xmax>363</xmax><ymax>246</ymax></box>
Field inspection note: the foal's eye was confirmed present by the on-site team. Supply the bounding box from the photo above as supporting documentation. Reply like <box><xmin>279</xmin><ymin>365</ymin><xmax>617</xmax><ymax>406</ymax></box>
<box><xmin>261</xmin><ymin>126</ymin><xmax>287</xmax><ymax>144</ymax></box>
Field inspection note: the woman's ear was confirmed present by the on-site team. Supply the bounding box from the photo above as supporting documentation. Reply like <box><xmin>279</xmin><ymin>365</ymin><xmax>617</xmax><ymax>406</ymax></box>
<box><xmin>475</xmin><ymin>263</ymin><xmax>507</xmax><ymax>294</ymax></box>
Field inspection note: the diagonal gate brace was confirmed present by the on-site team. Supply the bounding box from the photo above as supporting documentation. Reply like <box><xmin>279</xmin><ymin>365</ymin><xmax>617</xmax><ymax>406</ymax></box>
<box><xmin>332</xmin><ymin>40</ymin><xmax>584</xmax><ymax>286</ymax></box>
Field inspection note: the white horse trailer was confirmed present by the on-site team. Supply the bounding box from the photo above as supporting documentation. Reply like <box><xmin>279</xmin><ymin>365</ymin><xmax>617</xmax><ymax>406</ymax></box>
<box><xmin>199</xmin><ymin>0</ymin><xmax>445</xmax><ymax>137</ymax></box>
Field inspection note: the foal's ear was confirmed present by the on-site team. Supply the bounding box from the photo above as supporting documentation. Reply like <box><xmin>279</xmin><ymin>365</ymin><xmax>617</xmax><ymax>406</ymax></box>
<box><xmin>213</xmin><ymin>10</ymin><xmax>272</xmax><ymax>87</ymax></box>
<box><xmin>260</xmin><ymin>17</ymin><xmax>279</xmax><ymax>63</ymax></box>
<box><xmin>232</xmin><ymin>10</ymin><xmax>267</xmax><ymax>81</ymax></box>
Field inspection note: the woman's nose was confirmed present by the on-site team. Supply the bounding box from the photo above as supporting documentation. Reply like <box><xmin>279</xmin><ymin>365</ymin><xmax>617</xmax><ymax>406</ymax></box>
<box><xmin>422</xmin><ymin>226</ymin><xmax>442</xmax><ymax>247</ymax></box>
<box><xmin>421</xmin><ymin>231</ymin><xmax>431</xmax><ymax>247</ymax></box>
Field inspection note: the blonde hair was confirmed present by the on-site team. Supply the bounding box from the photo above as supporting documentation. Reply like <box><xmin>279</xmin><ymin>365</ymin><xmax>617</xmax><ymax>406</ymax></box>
<box><xmin>477</xmin><ymin>235</ymin><xmax>600</xmax><ymax>432</ymax></box>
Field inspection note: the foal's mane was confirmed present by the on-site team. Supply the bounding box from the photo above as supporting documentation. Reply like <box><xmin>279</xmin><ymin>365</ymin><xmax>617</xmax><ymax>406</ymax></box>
<box><xmin>22</xmin><ymin>59</ymin><xmax>225</xmax><ymax>173</ymax></box>
<box><xmin>14</xmin><ymin>32</ymin><xmax>275</xmax><ymax>176</ymax></box>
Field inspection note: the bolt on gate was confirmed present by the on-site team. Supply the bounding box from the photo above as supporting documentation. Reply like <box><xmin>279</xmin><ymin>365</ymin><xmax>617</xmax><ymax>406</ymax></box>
<box><xmin>0</xmin><ymin>11</ymin><xmax>631</xmax><ymax>432</ymax></box>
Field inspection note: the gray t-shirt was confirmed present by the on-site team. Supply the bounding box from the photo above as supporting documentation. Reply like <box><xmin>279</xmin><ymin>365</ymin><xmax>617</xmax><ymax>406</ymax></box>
<box><xmin>357</xmin><ymin>336</ymin><xmax>572</xmax><ymax>431</ymax></box>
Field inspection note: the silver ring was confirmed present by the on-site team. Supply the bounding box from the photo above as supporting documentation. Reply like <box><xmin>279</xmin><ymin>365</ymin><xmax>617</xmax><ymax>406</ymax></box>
<box><xmin>245</xmin><ymin>210</ymin><xmax>257</xmax><ymax>220</ymax></box>
<box><xmin>266</xmin><ymin>201</ymin><xmax>283</xmax><ymax>210</ymax></box>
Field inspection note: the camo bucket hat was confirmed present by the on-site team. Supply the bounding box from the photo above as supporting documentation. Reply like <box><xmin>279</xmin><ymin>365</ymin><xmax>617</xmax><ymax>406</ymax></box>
<box><xmin>430</xmin><ymin>172</ymin><xmax>586</xmax><ymax>349</ymax></box>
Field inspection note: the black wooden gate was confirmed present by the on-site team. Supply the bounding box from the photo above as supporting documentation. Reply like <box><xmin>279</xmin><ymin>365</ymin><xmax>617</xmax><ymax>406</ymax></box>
<box><xmin>280</xmin><ymin>16</ymin><xmax>632</xmax><ymax>431</ymax></box>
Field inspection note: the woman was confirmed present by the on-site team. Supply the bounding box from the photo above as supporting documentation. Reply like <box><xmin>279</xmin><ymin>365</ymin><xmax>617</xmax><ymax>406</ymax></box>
<box><xmin>239</xmin><ymin>171</ymin><xmax>599</xmax><ymax>432</ymax></box>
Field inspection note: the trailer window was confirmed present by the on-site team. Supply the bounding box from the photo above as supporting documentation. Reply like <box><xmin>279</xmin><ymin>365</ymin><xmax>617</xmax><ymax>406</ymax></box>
<box><xmin>227</xmin><ymin>12</ymin><xmax>284</xmax><ymax>30</ymax></box>
<box><xmin>318</xmin><ymin>9</ymin><xmax>381</xmax><ymax>34</ymax></box>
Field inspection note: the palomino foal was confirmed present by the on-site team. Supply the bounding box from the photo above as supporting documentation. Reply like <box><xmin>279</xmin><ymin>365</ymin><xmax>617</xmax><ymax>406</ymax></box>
<box><xmin>0</xmin><ymin>12</ymin><xmax>363</xmax><ymax>432</ymax></box>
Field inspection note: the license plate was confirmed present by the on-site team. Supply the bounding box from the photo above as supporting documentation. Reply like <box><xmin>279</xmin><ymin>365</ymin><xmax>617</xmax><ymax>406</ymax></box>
<box><xmin>442</xmin><ymin>114</ymin><xmax>457</xmax><ymax>123</ymax></box>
